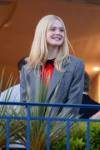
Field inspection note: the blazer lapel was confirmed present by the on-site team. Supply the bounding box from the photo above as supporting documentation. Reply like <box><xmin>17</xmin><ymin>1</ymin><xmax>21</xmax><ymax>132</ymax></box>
<box><xmin>48</xmin><ymin>68</ymin><xmax>63</xmax><ymax>100</ymax></box>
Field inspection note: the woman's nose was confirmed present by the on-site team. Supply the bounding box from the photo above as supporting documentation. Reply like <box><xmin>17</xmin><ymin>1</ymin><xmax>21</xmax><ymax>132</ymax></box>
<box><xmin>55</xmin><ymin>29</ymin><xmax>60</xmax><ymax>34</ymax></box>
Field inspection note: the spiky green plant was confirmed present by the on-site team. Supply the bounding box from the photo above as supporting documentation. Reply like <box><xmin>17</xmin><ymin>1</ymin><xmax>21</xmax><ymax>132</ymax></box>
<box><xmin>0</xmin><ymin>70</ymin><xmax>77</xmax><ymax>149</ymax></box>
<box><xmin>11</xmin><ymin>74</ymin><xmax>77</xmax><ymax>150</ymax></box>
<box><xmin>0</xmin><ymin>70</ymin><xmax>24</xmax><ymax>148</ymax></box>
<box><xmin>0</xmin><ymin>70</ymin><xmax>14</xmax><ymax>148</ymax></box>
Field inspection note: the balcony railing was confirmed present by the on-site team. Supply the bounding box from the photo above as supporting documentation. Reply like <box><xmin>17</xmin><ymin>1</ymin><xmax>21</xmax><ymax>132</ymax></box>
<box><xmin>0</xmin><ymin>101</ymin><xmax>100</xmax><ymax>150</ymax></box>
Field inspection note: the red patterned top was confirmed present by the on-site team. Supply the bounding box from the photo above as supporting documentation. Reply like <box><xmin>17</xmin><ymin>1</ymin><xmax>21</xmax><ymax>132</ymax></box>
<box><xmin>41</xmin><ymin>59</ymin><xmax>54</xmax><ymax>85</ymax></box>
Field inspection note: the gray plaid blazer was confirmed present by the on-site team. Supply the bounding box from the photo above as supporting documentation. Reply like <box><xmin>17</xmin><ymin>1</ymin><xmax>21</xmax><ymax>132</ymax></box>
<box><xmin>20</xmin><ymin>55</ymin><xmax>84</xmax><ymax>116</ymax></box>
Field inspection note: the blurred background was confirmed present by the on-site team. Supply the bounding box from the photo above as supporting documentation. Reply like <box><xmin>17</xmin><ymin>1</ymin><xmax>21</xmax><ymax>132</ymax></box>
<box><xmin>0</xmin><ymin>0</ymin><xmax>100</xmax><ymax>102</ymax></box>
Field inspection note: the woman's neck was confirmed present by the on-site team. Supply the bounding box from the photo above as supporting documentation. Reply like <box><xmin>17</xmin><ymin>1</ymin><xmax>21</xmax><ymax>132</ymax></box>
<box><xmin>47</xmin><ymin>46</ymin><xmax>58</xmax><ymax>60</ymax></box>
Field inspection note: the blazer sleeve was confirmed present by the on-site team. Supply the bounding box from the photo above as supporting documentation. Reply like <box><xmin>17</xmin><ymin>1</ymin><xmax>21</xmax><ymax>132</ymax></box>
<box><xmin>68</xmin><ymin>59</ymin><xmax>84</xmax><ymax>116</ymax></box>
<box><xmin>20</xmin><ymin>66</ymin><xmax>27</xmax><ymax>102</ymax></box>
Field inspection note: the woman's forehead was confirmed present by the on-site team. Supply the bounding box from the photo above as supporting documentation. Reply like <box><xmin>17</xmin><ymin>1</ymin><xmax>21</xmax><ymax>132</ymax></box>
<box><xmin>49</xmin><ymin>19</ymin><xmax>64</xmax><ymax>28</ymax></box>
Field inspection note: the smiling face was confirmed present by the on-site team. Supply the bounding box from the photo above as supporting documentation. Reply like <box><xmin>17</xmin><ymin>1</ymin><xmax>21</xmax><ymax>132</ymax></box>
<box><xmin>46</xmin><ymin>19</ymin><xmax>65</xmax><ymax>48</ymax></box>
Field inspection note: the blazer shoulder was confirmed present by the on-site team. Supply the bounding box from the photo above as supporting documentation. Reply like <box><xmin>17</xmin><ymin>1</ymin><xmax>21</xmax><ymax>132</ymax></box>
<box><xmin>21</xmin><ymin>64</ymin><xmax>30</xmax><ymax>73</ymax></box>
<box><xmin>68</xmin><ymin>55</ymin><xmax>84</xmax><ymax>63</ymax></box>
<box><xmin>64</xmin><ymin>55</ymin><xmax>84</xmax><ymax>66</ymax></box>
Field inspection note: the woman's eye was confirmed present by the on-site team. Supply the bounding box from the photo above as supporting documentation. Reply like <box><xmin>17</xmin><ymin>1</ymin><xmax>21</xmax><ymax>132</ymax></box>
<box><xmin>50</xmin><ymin>28</ymin><xmax>55</xmax><ymax>31</ymax></box>
<box><xmin>60</xmin><ymin>29</ymin><xmax>64</xmax><ymax>32</ymax></box>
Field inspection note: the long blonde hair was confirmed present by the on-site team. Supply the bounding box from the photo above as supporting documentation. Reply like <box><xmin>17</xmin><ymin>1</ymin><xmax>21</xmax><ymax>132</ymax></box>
<box><xmin>29</xmin><ymin>15</ymin><xmax>70</xmax><ymax>72</ymax></box>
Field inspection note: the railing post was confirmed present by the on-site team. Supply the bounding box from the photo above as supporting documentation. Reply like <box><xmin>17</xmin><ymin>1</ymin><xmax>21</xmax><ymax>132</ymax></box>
<box><xmin>87</xmin><ymin>121</ymin><xmax>90</xmax><ymax>150</ymax></box>
<box><xmin>6</xmin><ymin>119</ymin><xmax>10</xmax><ymax>150</ymax></box>
<box><xmin>47</xmin><ymin>117</ymin><xmax>50</xmax><ymax>150</ymax></box>
<box><xmin>66</xmin><ymin>120</ymin><xmax>70</xmax><ymax>150</ymax></box>
<box><xmin>27</xmin><ymin>105</ymin><xmax>31</xmax><ymax>150</ymax></box>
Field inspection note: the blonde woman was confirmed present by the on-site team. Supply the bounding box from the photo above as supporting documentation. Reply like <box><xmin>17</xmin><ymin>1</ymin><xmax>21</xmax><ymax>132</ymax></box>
<box><xmin>20</xmin><ymin>15</ymin><xmax>84</xmax><ymax>116</ymax></box>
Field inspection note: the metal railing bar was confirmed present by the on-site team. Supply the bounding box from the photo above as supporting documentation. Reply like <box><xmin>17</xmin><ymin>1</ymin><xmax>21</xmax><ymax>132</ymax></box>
<box><xmin>47</xmin><ymin>117</ymin><xmax>50</xmax><ymax>150</ymax></box>
<box><xmin>67</xmin><ymin>120</ymin><xmax>70</xmax><ymax>150</ymax></box>
<box><xmin>87</xmin><ymin>121</ymin><xmax>90</xmax><ymax>150</ymax></box>
<box><xmin>0</xmin><ymin>102</ymin><xmax>100</xmax><ymax>109</ymax></box>
<box><xmin>27</xmin><ymin>106</ymin><xmax>30</xmax><ymax>150</ymax></box>
<box><xmin>0</xmin><ymin>116</ymin><xmax>100</xmax><ymax>122</ymax></box>
<box><xmin>6</xmin><ymin>119</ymin><xmax>10</xmax><ymax>150</ymax></box>
<box><xmin>0</xmin><ymin>102</ymin><xmax>100</xmax><ymax>150</ymax></box>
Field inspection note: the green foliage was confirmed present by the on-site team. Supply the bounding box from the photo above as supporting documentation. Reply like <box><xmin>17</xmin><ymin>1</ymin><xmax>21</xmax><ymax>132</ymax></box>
<box><xmin>90</xmin><ymin>122</ymin><xmax>100</xmax><ymax>150</ymax></box>
<box><xmin>51</xmin><ymin>138</ymin><xmax>66</xmax><ymax>150</ymax></box>
<box><xmin>51</xmin><ymin>121</ymin><xmax>100</xmax><ymax>150</ymax></box>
